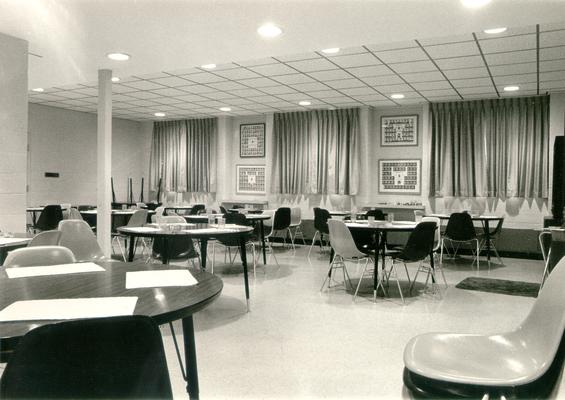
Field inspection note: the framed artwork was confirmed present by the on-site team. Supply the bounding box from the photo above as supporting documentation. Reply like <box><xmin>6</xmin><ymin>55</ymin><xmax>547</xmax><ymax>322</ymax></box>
<box><xmin>236</xmin><ymin>165</ymin><xmax>266</xmax><ymax>194</ymax></box>
<box><xmin>379</xmin><ymin>159</ymin><xmax>421</xmax><ymax>194</ymax></box>
<box><xmin>240</xmin><ymin>123</ymin><xmax>265</xmax><ymax>158</ymax></box>
<box><xmin>381</xmin><ymin>115</ymin><xmax>418</xmax><ymax>146</ymax></box>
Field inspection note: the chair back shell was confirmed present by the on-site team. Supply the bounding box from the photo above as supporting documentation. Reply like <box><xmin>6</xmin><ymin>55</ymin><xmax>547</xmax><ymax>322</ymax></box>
<box><xmin>4</xmin><ymin>245</ymin><xmax>76</xmax><ymax>267</ymax></box>
<box><xmin>328</xmin><ymin>219</ymin><xmax>366</xmax><ymax>259</ymax></box>
<box><xmin>58</xmin><ymin>220</ymin><xmax>105</xmax><ymax>262</ymax></box>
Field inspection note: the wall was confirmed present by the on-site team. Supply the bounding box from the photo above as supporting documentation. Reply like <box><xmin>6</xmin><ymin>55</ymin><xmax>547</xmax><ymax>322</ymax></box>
<box><xmin>0</xmin><ymin>32</ymin><xmax>28</xmax><ymax>233</ymax></box>
<box><xmin>28</xmin><ymin>104</ymin><xmax>152</xmax><ymax>207</ymax></box>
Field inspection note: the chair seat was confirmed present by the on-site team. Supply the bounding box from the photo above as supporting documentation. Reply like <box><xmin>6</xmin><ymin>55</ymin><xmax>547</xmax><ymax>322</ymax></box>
<box><xmin>404</xmin><ymin>332</ymin><xmax>550</xmax><ymax>386</ymax></box>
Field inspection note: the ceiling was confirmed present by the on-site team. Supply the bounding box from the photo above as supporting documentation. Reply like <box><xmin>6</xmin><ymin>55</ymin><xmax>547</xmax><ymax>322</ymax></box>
<box><xmin>1</xmin><ymin>0</ymin><xmax>565</xmax><ymax>121</ymax></box>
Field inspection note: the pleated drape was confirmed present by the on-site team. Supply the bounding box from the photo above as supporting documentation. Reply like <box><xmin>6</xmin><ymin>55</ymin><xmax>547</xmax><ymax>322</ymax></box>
<box><xmin>150</xmin><ymin>118</ymin><xmax>217</xmax><ymax>193</ymax></box>
<box><xmin>429</xmin><ymin>96</ymin><xmax>549</xmax><ymax>199</ymax></box>
<box><xmin>271</xmin><ymin>108</ymin><xmax>360</xmax><ymax>195</ymax></box>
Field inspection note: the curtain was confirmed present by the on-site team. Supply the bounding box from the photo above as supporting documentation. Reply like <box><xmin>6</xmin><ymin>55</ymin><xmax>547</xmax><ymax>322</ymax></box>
<box><xmin>150</xmin><ymin>118</ymin><xmax>217</xmax><ymax>193</ymax></box>
<box><xmin>429</xmin><ymin>96</ymin><xmax>549</xmax><ymax>199</ymax></box>
<box><xmin>271</xmin><ymin>108</ymin><xmax>360</xmax><ymax>195</ymax></box>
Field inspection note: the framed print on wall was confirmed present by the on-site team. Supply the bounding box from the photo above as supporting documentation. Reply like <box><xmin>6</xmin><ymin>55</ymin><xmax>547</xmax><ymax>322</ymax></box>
<box><xmin>381</xmin><ymin>115</ymin><xmax>418</xmax><ymax>146</ymax></box>
<box><xmin>240</xmin><ymin>123</ymin><xmax>265</xmax><ymax>158</ymax></box>
<box><xmin>236</xmin><ymin>165</ymin><xmax>266</xmax><ymax>194</ymax></box>
<box><xmin>379</xmin><ymin>159</ymin><xmax>421</xmax><ymax>194</ymax></box>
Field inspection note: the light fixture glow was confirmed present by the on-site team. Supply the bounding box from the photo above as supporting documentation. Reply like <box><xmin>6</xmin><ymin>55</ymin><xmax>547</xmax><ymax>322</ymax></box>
<box><xmin>111</xmin><ymin>77</ymin><xmax>120</xmax><ymax>82</ymax></box>
<box><xmin>484</xmin><ymin>27</ymin><xmax>507</xmax><ymax>34</ymax></box>
<box><xmin>460</xmin><ymin>0</ymin><xmax>491</xmax><ymax>8</ymax></box>
<box><xmin>390</xmin><ymin>93</ymin><xmax>405</xmax><ymax>99</ymax></box>
<box><xmin>107</xmin><ymin>52</ymin><xmax>130</xmax><ymax>61</ymax></box>
<box><xmin>257</xmin><ymin>23</ymin><xmax>282</xmax><ymax>38</ymax></box>
<box><xmin>322</xmin><ymin>48</ymin><xmax>340</xmax><ymax>54</ymax></box>
<box><xmin>154</xmin><ymin>112</ymin><xmax>166</xmax><ymax>117</ymax></box>
<box><xmin>201</xmin><ymin>64</ymin><xmax>217</xmax><ymax>69</ymax></box>
<box><xmin>219</xmin><ymin>107</ymin><xmax>231</xmax><ymax>112</ymax></box>
<box><xmin>298</xmin><ymin>101</ymin><xmax>312</xmax><ymax>106</ymax></box>
<box><xmin>503</xmin><ymin>85</ymin><xmax>520</xmax><ymax>92</ymax></box>
<box><xmin>31</xmin><ymin>88</ymin><xmax>44</xmax><ymax>92</ymax></box>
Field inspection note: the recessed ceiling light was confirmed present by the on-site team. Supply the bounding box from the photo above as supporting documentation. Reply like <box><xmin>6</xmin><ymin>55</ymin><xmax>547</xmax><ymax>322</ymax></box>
<box><xmin>111</xmin><ymin>77</ymin><xmax>120</xmax><ymax>82</ymax></box>
<box><xmin>298</xmin><ymin>101</ymin><xmax>312</xmax><ymax>106</ymax></box>
<box><xmin>154</xmin><ymin>112</ymin><xmax>166</xmax><ymax>117</ymax></box>
<box><xmin>107</xmin><ymin>52</ymin><xmax>130</xmax><ymax>61</ymax></box>
<box><xmin>219</xmin><ymin>107</ymin><xmax>231</xmax><ymax>112</ymax></box>
<box><xmin>503</xmin><ymin>85</ymin><xmax>520</xmax><ymax>92</ymax></box>
<box><xmin>321</xmin><ymin>48</ymin><xmax>340</xmax><ymax>54</ymax></box>
<box><xmin>484</xmin><ymin>27</ymin><xmax>507</xmax><ymax>34</ymax></box>
<box><xmin>31</xmin><ymin>88</ymin><xmax>44</xmax><ymax>92</ymax></box>
<box><xmin>390</xmin><ymin>93</ymin><xmax>405</xmax><ymax>99</ymax></box>
<box><xmin>257</xmin><ymin>23</ymin><xmax>282</xmax><ymax>38</ymax></box>
<box><xmin>460</xmin><ymin>0</ymin><xmax>491</xmax><ymax>8</ymax></box>
<box><xmin>201</xmin><ymin>64</ymin><xmax>217</xmax><ymax>69</ymax></box>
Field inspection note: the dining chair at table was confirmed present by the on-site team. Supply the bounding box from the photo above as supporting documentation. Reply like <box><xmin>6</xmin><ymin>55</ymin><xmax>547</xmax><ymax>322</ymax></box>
<box><xmin>478</xmin><ymin>217</ymin><xmax>504</xmax><ymax>265</ymax></box>
<box><xmin>265</xmin><ymin>207</ymin><xmax>293</xmax><ymax>250</ymax></box>
<box><xmin>66</xmin><ymin>207</ymin><xmax>85</xmax><ymax>220</ymax></box>
<box><xmin>151</xmin><ymin>206</ymin><xmax>165</xmax><ymax>223</ymax></box>
<box><xmin>27</xmin><ymin>230</ymin><xmax>61</xmax><ymax>247</ymax></box>
<box><xmin>112</xmin><ymin>209</ymin><xmax>149</xmax><ymax>261</ymax></box>
<box><xmin>3</xmin><ymin>245</ymin><xmax>76</xmax><ymax>267</ymax></box>
<box><xmin>409</xmin><ymin>217</ymin><xmax>448</xmax><ymax>290</ymax></box>
<box><xmin>34</xmin><ymin>204</ymin><xmax>64</xmax><ymax>232</ymax></box>
<box><xmin>58</xmin><ymin>220</ymin><xmax>107</xmax><ymax>262</ymax></box>
<box><xmin>151</xmin><ymin>216</ymin><xmax>200</xmax><ymax>268</ymax></box>
<box><xmin>289</xmin><ymin>207</ymin><xmax>306</xmax><ymax>246</ymax></box>
<box><xmin>440</xmin><ymin>212</ymin><xmax>480</xmax><ymax>269</ymax></box>
<box><xmin>212</xmin><ymin>212</ymin><xmax>258</xmax><ymax>274</ymax></box>
<box><xmin>540</xmin><ymin>228</ymin><xmax>565</xmax><ymax>289</ymax></box>
<box><xmin>188</xmin><ymin>204</ymin><xmax>205</xmax><ymax>215</ymax></box>
<box><xmin>0</xmin><ymin>315</ymin><xmax>173</xmax><ymax>399</ymax></box>
<box><xmin>309</xmin><ymin>207</ymin><xmax>331</xmax><ymax>257</ymax></box>
<box><xmin>261</xmin><ymin>210</ymin><xmax>280</xmax><ymax>267</ymax></box>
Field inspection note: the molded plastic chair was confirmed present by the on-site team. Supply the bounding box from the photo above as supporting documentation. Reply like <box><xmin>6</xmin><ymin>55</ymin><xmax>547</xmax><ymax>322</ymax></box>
<box><xmin>403</xmin><ymin>256</ymin><xmax>565</xmax><ymax>399</ymax></box>
<box><xmin>189</xmin><ymin>204</ymin><xmax>205</xmax><ymax>215</ymax></box>
<box><xmin>27</xmin><ymin>230</ymin><xmax>62</xmax><ymax>247</ymax></box>
<box><xmin>220</xmin><ymin>206</ymin><xmax>228</xmax><ymax>214</ymax></box>
<box><xmin>309</xmin><ymin>207</ymin><xmax>331</xmax><ymax>257</ymax></box>
<box><xmin>478</xmin><ymin>217</ymin><xmax>504</xmax><ymax>264</ymax></box>
<box><xmin>540</xmin><ymin>228</ymin><xmax>565</xmax><ymax>288</ymax></box>
<box><xmin>66</xmin><ymin>207</ymin><xmax>84</xmax><ymax>220</ymax></box>
<box><xmin>213</xmin><ymin>213</ymin><xmax>257</xmax><ymax>274</ymax></box>
<box><xmin>58</xmin><ymin>220</ymin><xmax>106</xmax><ymax>262</ymax></box>
<box><xmin>265</xmin><ymin>207</ymin><xmax>292</xmax><ymax>249</ymax></box>
<box><xmin>151</xmin><ymin>216</ymin><xmax>199</xmax><ymax>267</ymax></box>
<box><xmin>3</xmin><ymin>245</ymin><xmax>76</xmax><ymax>267</ymax></box>
<box><xmin>35</xmin><ymin>205</ymin><xmax>64</xmax><ymax>232</ymax></box>
<box><xmin>261</xmin><ymin>210</ymin><xmax>280</xmax><ymax>266</ymax></box>
<box><xmin>366</xmin><ymin>209</ymin><xmax>386</xmax><ymax>221</ymax></box>
<box><xmin>289</xmin><ymin>207</ymin><xmax>306</xmax><ymax>246</ymax></box>
<box><xmin>151</xmin><ymin>206</ymin><xmax>165</xmax><ymax>223</ymax></box>
<box><xmin>112</xmin><ymin>209</ymin><xmax>149</xmax><ymax>261</ymax></box>
<box><xmin>0</xmin><ymin>316</ymin><xmax>173</xmax><ymax>399</ymax></box>
<box><xmin>440</xmin><ymin>212</ymin><xmax>480</xmax><ymax>269</ymax></box>
<box><xmin>410</xmin><ymin>217</ymin><xmax>448</xmax><ymax>290</ymax></box>
<box><xmin>323</xmin><ymin>220</ymin><xmax>369</xmax><ymax>295</ymax></box>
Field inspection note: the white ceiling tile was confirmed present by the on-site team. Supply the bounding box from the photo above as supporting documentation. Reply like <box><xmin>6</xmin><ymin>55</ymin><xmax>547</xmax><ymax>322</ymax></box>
<box><xmin>290</xmin><ymin>82</ymin><xmax>330</xmax><ymax>92</ymax></box>
<box><xmin>373</xmin><ymin>83</ymin><xmax>413</xmax><ymax>93</ymax></box>
<box><xmin>490</xmin><ymin>62</ymin><xmax>537</xmax><ymax>76</ymax></box>
<box><xmin>325</xmin><ymin>79</ymin><xmax>365</xmax><ymax>90</ymax></box>
<box><xmin>260</xmin><ymin>86</ymin><xmax>298</xmax><ymax>95</ymax></box>
<box><xmin>271</xmin><ymin>74</ymin><xmax>316</xmax><ymax>85</ymax></box>
<box><xmin>368</xmin><ymin>100</ymin><xmax>397</xmax><ymax>107</ymax></box>
<box><xmin>443</xmin><ymin>67</ymin><xmax>489</xmax><ymax>79</ymax></box>
<box><xmin>419</xmin><ymin>88</ymin><xmax>458</xmax><ymax>97</ymax></box>
<box><xmin>475</xmin><ymin>25</ymin><xmax>536</xmax><ymax>39</ymax></box>
<box><xmin>78</xmin><ymin>97</ymin><xmax>98</xmax><ymax>104</ymax></box>
<box><xmin>424</xmin><ymin>41</ymin><xmax>479</xmax><ymax>59</ymax></box>
<box><xmin>169</xmin><ymin>94</ymin><xmax>207</xmax><ymax>102</ymax></box>
<box><xmin>54</xmin><ymin>91</ymin><xmax>89</xmax><ymax>99</ymax></box>
<box><xmin>54</xmin><ymin>84</ymin><xmax>84</xmax><ymax>91</ymax></box>
<box><xmin>237</xmin><ymin>58</ymin><xmax>277</xmax><ymax>67</ymax></box>
<box><xmin>418</xmin><ymin>34</ymin><xmax>473</xmax><ymax>46</ymax></box>
<box><xmin>57</xmin><ymin>99</ymin><xmax>92</xmax><ymax>106</ymax></box>
<box><xmin>316</xmin><ymin>95</ymin><xmax>352</xmax><ymax>103</ymax></box>
<box><xmin>277</xmin><ymin>93</ymin><xmax>314</xmax><ymax>101</ymax></box>
<box><xmin>496</xmin><ymin>82</ymin><xmax>538</xmax><ymax>91</ymax></box>
<box><xmin>330</xmin><ymin>53</ymin><xmax>380</xmax><ymax>68</ymax></box>
<box><xmin>479</xmin><ymin>35</ymin><xmax>536</xmax><ymax>54</ymax></box>
<box><xmin>212</xmin><ymin>63</ymin><xmax>240</xmax><ymax>71</ymax></box>
<box><xmin>307</xmin><ymin>69</ymin><xmax>352</xmax><ymax>81</ymax></box>
<box><xmin>133</xmin><ymin>72</ymin><xmax>170</xmax><ymax>80</ymax></box>
<box><xmin>287</xmin><ymin>58</ymin><xmax>337</xmax><ymax>73</ymax></box>
<box><xmin>225</xmin><ymin>97</ymin><xmax>256</xmax><ymax>105</ymax></box>
<box><xmin>123</xmin><ymin>80</ymin><xmax>167</xmax><ymax>90</ymax></box>
<box><xmin>540</xmin><ymin>46</ymin><xmax>565</xmax><ymax>61</ymax></box>
<box><xmin>238</xmin><ymin>77</ymin><xmax>280</xmax><ymax>87</ymax></box>
<box><xmin>27</xmin><ymin>93</ymin><xmax>66</xmax><ymax>102</ymax></box>
<box><xmin>328</xmin><ymin>47</ymin><xmax>367</xmax><ymax>56</ymax></box>
<box><xmin>374</xmin><ymin>47</ymin><xmax>428</xmax><ymax>63</ymax></box>
<box><xmin>202</xmin><ymin>91</ymin><xmax>238</xmax><ymax>100</ymax></box>
<box><xmin>435</xmin><ymin>55</ymin><xmax>484</xmax><ymax>70</ymax></box>
<box><xmin>457</xmin><ymin>86</ymin><xmax>497</xmax><ymax>95</ymax></box>
<box><xmin>180</xmin><ymin>85</ymin><xmax>217</xmax><ymax>94</ymax></box>
<box><xmin>151</xmin><ymin>87</ymin><xmax>190</xmax><ymax>96</ymax></box>
<box><xmin>149</xmin><ymin>76</ymin><xmax>193</xmax><ymax>87</ymax></box>
<box><xmin>75</xmin><ymin>87</ymin><xmax>98</xmax><ymax>96</ymax></box>
<box><xmin>127</xmin><ymin>91</ymin><xmax>164</xmax><ymax>100</ymax></box>
<box><xmin>128</xmin><ymin>99</ymin><xmax>162</xmax><ymax>107</ymax></box>
<box><xmin>181</xmin><ymin>72</ymin><xmax>226</xmax><ymax>84</ymax></box>
<box><xmin>365</xmin><ymin>41</ymin><xmax>418</xmax><ymax>52</ymax></box>
<box><xmin>152</xmin><ymin>97</ymin><xmax>185</xmax><ymax>105</ymax></box>
<box><xmin>351</xmin><ymin>94</ymin><xmax>387</xmax><ymax>102</ymax></box>
<box><xmin>500</xmin><ymin>89</ymin><xmax>538</xmax><ymax>97</ymax></box>
<box><xmin>389</xmin><ymin>60</ymin><xmax>437</xmax><ymax>73</ymax></box>
<box><xmin>246</xmin><ymin>95</ymin><xmax>283</xmax><ymax>104</ymax></box>
<box><xmin>463</xmin><ymin>93</ymin><xmax>499</xmax><ymax>100</ymax></box>
<box><xmin>540</xmin><ymin>30</ymin><xmax>565</xmax><ymax>47</ymax></box>
<box><xmin>485</xmin><ymin>50</ymin><xmax>537</xmax><ymax>65</ymax></box>
<box><xmin>339</xmin><ymin>86</ymin><xmax>377</xmax><ymax>96</ymax></box>
<box><xmin>363</xmin><ymin>75</ymin><xmax>404</xmax><ymax>86</ymax></box>
<box><xmin>411</xmin><ymin>81</ymin><xmax>453</xmax><ymax>91</ymax></box>
<box><xmin>541</xmin><ymin>80</ymin><xmax>565</xmax><ymax>90</ymax></box>
<box><xmin>541</xmin><ymin>71</ymin><xmax>565</xmax><ymax>81</ymax></box>
<box><xmin>275</xmin><ymin>52</ymin><xmax>321</xmax><ymax>62</ymax></box>
<box><xmin>194</xmin><ymin>100</ymin><xmax>229</xmax><ymax>107</ymax></box>
<box><xmin>163</xmin><ymin>67</ymin><xmax>200</xmax><ymax>76</ymax></box>
<box><xmin>540</xmin><ymin>59</ymin><xmax>565</xmax><ymax>72</ymax></box>
<box><xmin>207</xmin><ymin>81</ymin><xmax>248</xmax><ymax>91</ymax></box>
<box><xmin>426</xmin><ymin>95</ymin><xmax>462</xmax><ymax>102</ymax></box>
<box><xmin>348</xmin><ymin>64</ymin><xmax>393</xmax><ymax>77</ymax></box>
<box><xmin>249</xmin><ymin>63</ymin><xmax>297</xmax><ymax>76</ymax></box>
<box><xmin>401</xmin><ymin>71</ymin><xmax>446</xmax><ymax>83</ymax></box>
<box><xmin>308</xmin><ymin>89</ymin><xmax>343</xmax><ymax>98</ymax></box>
<box><xmin>541</xmin><ymin>21</ymin><xmax>565</xmax><ymax>31</ymax></box>
<box><xmin>493</xmin><ymin>73</ymin><xmax>537</xmax><ymax>85</ymax></box>
<box><xmin>214</xmin><ymin>68</ymin><xmax>262</xmax><ymax>80</ymax></box>
<box><xmin>112</xmin><ymin>94</ymin><xmax>136</xmax><ymax>102</ymax></box>
<box><xmin>229</xmin><ymin>88</ymin><xmax>266</xmax><ymax>97</ymax></box>
<box><xmin>450</xmin><ymin>77</ymin><xmax>493</xmax><ymax>88</ymax></box>
<box><xmin>110</xmin><ymin>84</ymin><xmax>139</xmax><ymax>94</ymax></box>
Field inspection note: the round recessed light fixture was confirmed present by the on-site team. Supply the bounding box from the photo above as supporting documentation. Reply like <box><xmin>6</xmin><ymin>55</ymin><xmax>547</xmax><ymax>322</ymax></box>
<box><xmin>219</xmin><ymin>107</ymin><xmax>232</xmax><ymax>112</ymax></box>
<box><xmin>31</xmin><ymin>87</ymin><xmax>44</xmax><ymax>92</ymax></box>
<box><xmin>201</xmin><ymin>64</ymin><xmax>217</xmax><ymax>69</ymax></box>
<box><xmin>257</xmin><ymin>23</ymin><xmax>282</xmax><ymax>38</ymax></box>
<box><xmin>503</xmin><ymin>85</ymin><xmax>520</xmax><ymax>92</ymax></box>
<box><xmin>298</xmin><ymin>101</ymin><xmax>312</xmax><ymax>106</ymax></box>
<box><xmin>111</xmin><ymin>77</ymin><xmax>120</xmax><ymax>82</ymax></box>
<box><xmin>107</xmin><ymin>52</ymin><xmax>130</xmax><ymax>61</ymax></box>
<box><xmin>460</xmin><ymin>0</ymin><xmax>491</xmax><ymax>8</ymax></box>
<box><xmin>484</xmin><ymin>27</ymin><xmax>507</xmax><ymax>34</ymax></box>
<box><xmin>154</xmin><ymin>112</ymin><xmax>166</xmax><ymax>117</ymax></box>
<box><xmin>322</xmin><ymin>48</ymin><xmax>340</xmax><ymax>54</ymax></box>
<box><xmin>390</xmin><ymin>93</ymin><xmax>405</xmax><ymax>99</ymax></box>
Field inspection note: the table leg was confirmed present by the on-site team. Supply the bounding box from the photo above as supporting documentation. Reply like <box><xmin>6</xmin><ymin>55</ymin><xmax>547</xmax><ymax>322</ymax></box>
<box><xmin>199</xmin><ymin>239</ymin><xmax>208</xmax><ymax>270</ymax></box>
<box><xmin>373</xmin><ymin>233</ymin><xmax>381</xmax><ymax>302</ymax></box>
<box><xmin>182</xmin><ymin>316</ymin><xmax>200</xmax><ymax>400</ymax></box>
<box><xmin>259</xmin><ymin>221</ymin><xmax>267</xmax><ymax>265</ymax></box>
<box><xmin>127</xmin><ymin>235</ymin><xmax>136</xmax><ymax>262</ymax></box>
<box><xmin>239</xmin><ymin>235</ymin><xmax>250</xmax><ymax>312</ymax></box>
<box><xmin>429</xmin><ymin>250</ymin><xmax>436</xmax><ymax>283</ymax></box>
<box><xmin>162</xmin><ymin>237</ymin><xmax>169</xmax><ymax>264</ymax></box>
<box><xmin>484</xmin><ymin>220</ymin><xmax>491</xmax><ymax>267</ymax></box>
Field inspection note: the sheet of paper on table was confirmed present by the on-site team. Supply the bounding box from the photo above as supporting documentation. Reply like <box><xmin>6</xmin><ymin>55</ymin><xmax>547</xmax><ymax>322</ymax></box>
<box><xmin>125</xmin><ymin>269</ymin><xmax>198</xmax><ymax>289</ymax></box>
<box><xmin>5</xmin><ymin>262</ymin><xmax>105</xmax><ymax>279</ymax></box>
<box><xmin>0</xmin><ymin>297</ymin><xmax>138</xmax><ymax>322</ymax></box>
<box><xmin>0</xmin><ymin>238</ymin><xmax>31</xmax><ymax>246</ymax></box>
<box><xmin>124</xmin><ymin>227</ymin><xmax>161</xmax><ymax>233</ymax></box>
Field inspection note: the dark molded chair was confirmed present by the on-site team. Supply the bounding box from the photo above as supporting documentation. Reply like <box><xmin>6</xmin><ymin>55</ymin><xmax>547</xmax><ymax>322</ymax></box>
<box><xmin>309</xmin><ymin>207</ymin><xmax>331</xmax><ymax>257</ymax></box>
<box><xmin>403</xmin><ymin>257</ymin><xmax>565</xmax><ymax>399</ymax></box>
<box><xmin>265</xmin><ymin>207</ymin><xmax>292</xmax><ymax>249</ymax></box>
<box><xmin>213</xmin><ymin>213</ymin><xmax>257</xmax><ymax>274</ymax></box>
<box><xmin>440</xmin><ymin>212</ymin><xmax>480</xmax><ymax>269</ymax></box>
<box><xmin>0</xmin><ymin>316</ymin><xmax>173</xmax><ymax>399</ymax></box>
<box><xmin>35</xmin><ymin>204</ymin><xmax>64</xmax><ymax>232</ymax></box>
<box><xmin>152</xmin><ymin>216</ymin><xmax>199</xmax><ymax>267</ymax></box>
<box><xmin>366</xmin><ymin>209</ymin><xmax>386</xmax><ymax>221</ymax></box>
<box><xmin>189</xmin><ymin>204</ymin><xmax>205</xmax><ymax>215</ymax></box>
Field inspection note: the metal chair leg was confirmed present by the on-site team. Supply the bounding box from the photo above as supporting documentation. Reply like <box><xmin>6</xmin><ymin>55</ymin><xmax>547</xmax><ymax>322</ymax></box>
<box><xmin>308</xmin><ymin>231</ymin><xmax>319</xmax><ymax>257</ymax></box>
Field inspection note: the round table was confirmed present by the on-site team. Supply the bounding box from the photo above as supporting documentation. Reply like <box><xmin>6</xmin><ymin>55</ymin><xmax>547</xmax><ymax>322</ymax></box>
<box><xmin>0</xmin><ymin>260</ymin><xmax>222</xmax><ymax>399</ymax></box>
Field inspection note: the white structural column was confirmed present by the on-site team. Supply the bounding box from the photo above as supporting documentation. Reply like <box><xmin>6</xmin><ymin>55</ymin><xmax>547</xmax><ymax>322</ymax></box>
<box><xmin>97</xmin><ymin>69</ymin><xmax>112</xmax><ymax>256</ymax></box>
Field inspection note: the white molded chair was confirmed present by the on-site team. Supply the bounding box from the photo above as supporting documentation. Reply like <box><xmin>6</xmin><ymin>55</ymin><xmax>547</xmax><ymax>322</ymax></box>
<box><xmin>4</xmin><ymin>245</ymin><xmax>76</xmax><ymax>267</ymax></box>
<box><xmin>289</xmin><ymin>207</ymin><xmax>305</xmax><ymax>246</ymax></box>
<box><xmin>58</xmin><ymin>220</ymin><xmax>107</xmax><ymax>262</ymax></box>
<box><xmin>112</xmin><ymin>209</ymin><xmax>149</xmax><ymax>261</ymax></box>
<box><xmin>28</xmin><ymin>230</ymin><xmax>62</xmax><ymax>247</ymax></box>
<box><xmin>540</xmin><ymin>228</ymin><xmax>565</xmax><ymax>288</ymax></box>
<box><xmin>403</xmin><ymin>256</ymin><xmax>565</xmax><ymax>399</ymax></box>
<box><xmin>151</xmin><ymin>206</ymin><xmax>165</xmax><ymax>223</ymax></box>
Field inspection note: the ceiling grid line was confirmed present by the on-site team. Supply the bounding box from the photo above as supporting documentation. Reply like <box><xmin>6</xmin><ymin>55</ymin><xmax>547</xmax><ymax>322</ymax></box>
<box><xmin>536</xmin><ymin>24</ymin><xmax>540</xmax><ymax>95</ymax></box>
<box><xmin>472</xmin><ymin>32</ymin><xmax>500</xmax><ymax>98</ymax></box>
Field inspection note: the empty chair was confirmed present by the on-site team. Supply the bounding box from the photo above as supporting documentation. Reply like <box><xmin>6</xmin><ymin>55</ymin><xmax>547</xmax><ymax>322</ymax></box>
<box><xmin>151</xmin><ymin>206</ymin><xmax>165</xmax><ymax>223</ymax></box>
<box><xmin>188</xmin><ymin>204</ymin><xmax>205</xmax><ymax>215</ymax></box>
<box><xmin>478</xmin><ymin>217</ymin><xmax>504</xmax><ymax>265</ymax></box>
<box><xmin>323</xmin><ymin>220</ymin><xmax>369</xmax><ymax>294</ymax></box>
<box><xmin>27</xmin><ymin>230</ymin><xmax>62</xmax><ymax>247</ymax></box>
<box><xmin>265</xmin><ymin>207</ymin><xmax>292</xmax><ymax>249</ymax></box>
<box><xmin>309</xmin><ymin>207</ymin><xmax>331</xmax><ymax>257</ymax></box>
<box><xmin>289</xmin><ymin>207</ymin><xmax>305</xmax><ymax>246</ymax></box>
<box><xmin>366</xmin><ymin>209</ymin><xmax>386</xmax><ymax>221</ymax></box>
<box><xmin>3</xmin><ymin>245</ymin><xmax>76</xmax><ymax>267</ymax></box>
<box><xmin>152</xmin><ymin>216</ymin><xmax>199</xmax><ymax>267</ymax></box>
<box><xmin>261</xmin><ymin>210</ymin><xmax>280</xmax><ymax>266</ymax></box>
<box><xmin>403</xmin><ymin>257</ymin><xmax>565</xmax><ymax>399</ymax></box>
<box><xmin>0</xmin><ymin>315</ymin><xmax>172</xmax><ymax>399</ymax></box>
<box><xmin>440</xmin><ymin>212</ymin><xmax>480</xmax><ymax>269</ymax></box>
<box><xmin>540</xmin><ymin>228</ymin><xmax>565</xmax><ymax>288</ymax></box>
<box><xmin>58</xmin><ymin>220</ymin><xmax>106</xmax><ymax>262</ymax></box>
<box><xmin>112</xmin><ymin>209</ymin><xmax>149</xmax><ymax>261</ymax></box>
<box><xmin>410</xmin><ymin>216</ymin><xmax>447</xmax><ymax>290</ymax></box>
<box><xmin>213</xmin><ymin>213</ymin><xmax>257</xmax><ymax>274</ymax></box>
<box><xmin>35</xmin><ymin>205</ymin><xmax>64</xmax><ymax>232</ymax></box>
<box><xmin>66</xmin><ymin>207</ymin><xmax>84</xmax><ymax>220</ymax></box>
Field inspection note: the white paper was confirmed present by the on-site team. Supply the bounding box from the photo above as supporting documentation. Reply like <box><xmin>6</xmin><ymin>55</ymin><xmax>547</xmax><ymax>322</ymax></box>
<box><xmin>182</xmin><ymin>228</ymin><xmax>239</xmax><ymax>234</ymax></box>
<box><xmin>5</xmin><ymin>262</ymin><xmax>105</xmax><ymax>279</ymax></box>
<box><xmin>0</xmin><ymin>297</ymin><xmax>138</xmax><ymax>322</ymax></box>
<box><xmin>0</xmin><ymin>238</ymin><xmax>31</xmax><ymax>246</ymax></box>
<box><xmin>125</xmin><ymin>269</ymin><xmax>197</xmax><ymax>289</ymax></box>
<box><xmin>123</xmin><ymin>227</ymin><xmax>161</xmax><ymax>233</ymax></box>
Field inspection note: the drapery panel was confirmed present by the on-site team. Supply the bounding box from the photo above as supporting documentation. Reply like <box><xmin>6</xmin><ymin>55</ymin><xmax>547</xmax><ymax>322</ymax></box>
<box><xmin>271</xmin><ymin>108</ymin><xmax>360</xmax><ymax>195</ymax></box>
<box><xmin>150</xmin><ymin>118</ymin><xmax>217</xmax><ymax>193</ymax></box>
<box><xmin>429</xmin><ymin>96</ymin><xmax>549</xmax><ymax>199</ymax></box>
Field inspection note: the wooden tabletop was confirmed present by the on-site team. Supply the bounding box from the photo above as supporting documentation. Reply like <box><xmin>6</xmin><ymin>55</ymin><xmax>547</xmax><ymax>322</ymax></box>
<box><xmin>345</xmin><ymin>221</ymin><xmax>417</xmax><ymax>231</ymax></box>
<box><xmin>117</xmin><ymin>224</ymin><xmax>254</xmax><ymax>239</ymax></box>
